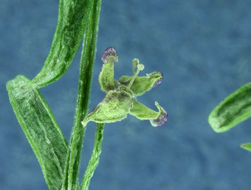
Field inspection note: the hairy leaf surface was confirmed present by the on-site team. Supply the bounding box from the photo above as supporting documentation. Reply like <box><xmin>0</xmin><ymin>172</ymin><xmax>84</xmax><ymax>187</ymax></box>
<box><xmin>7</xmin><ymin>75</ymin><xmax>68</xmax><ymax>190</ymax></box>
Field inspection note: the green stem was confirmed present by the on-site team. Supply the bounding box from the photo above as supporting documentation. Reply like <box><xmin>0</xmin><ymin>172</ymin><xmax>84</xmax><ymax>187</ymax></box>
<box><xmin>80</xmin><ymin>123</ymin><xmax>105</xmax><ymax>190</ymax></box>
<box><xmin>61</xmin><ymin>0</ymin><xmax>102</xmax><ymax>189</ymax></box>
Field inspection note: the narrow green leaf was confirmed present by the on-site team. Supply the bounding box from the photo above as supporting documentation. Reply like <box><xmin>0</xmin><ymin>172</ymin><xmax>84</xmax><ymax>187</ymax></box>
<box><xmin>32</xmin><ymin>0</ymin><xmax>95</xmax><ymax>88</ymax></box>
<box><xmin>241</xmin><ymin>143</ymin><xmax>251</xmax><ymax>152</ymax></box>
<box><xmin>208</xmin><ymin>81</ymin><xmax>251</xmax><ymax>133</ymax></box>
<box><xmin>61</xmin><ymin>0</ymin><xmax>102</xmax><ymax>189</ymax></box>
<box><xmin>80</xmin><ymin>123</ymin><xmax>104</xmax><ymax>190</ymax></box>
<box><xmin>6</xmin><ymin>75</ymin><xmax>68</xmax><ymax>190</ymax></box>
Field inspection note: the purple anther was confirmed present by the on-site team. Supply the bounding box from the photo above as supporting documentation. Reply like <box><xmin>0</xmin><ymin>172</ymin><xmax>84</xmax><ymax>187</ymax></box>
<box><xmin>151</xmin><ymin>112</ymin><xmax>168</xmax><ymax>127</ymax></box>
<box><xmin>101</xmin><ymin>47</ymin><xmax>117</xmax><ymax>64</ymax></box>
<box><xmin>153</xmin><ymin>72</ymin><xmax>163</xmax><ymax>87</ymax></box>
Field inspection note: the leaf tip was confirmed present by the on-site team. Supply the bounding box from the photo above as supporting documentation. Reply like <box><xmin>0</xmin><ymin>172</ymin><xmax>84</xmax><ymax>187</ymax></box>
<box><xmin>240</xmin><ymin>143</ymin><xmax>251</xmax><ymax>152</ymax></box>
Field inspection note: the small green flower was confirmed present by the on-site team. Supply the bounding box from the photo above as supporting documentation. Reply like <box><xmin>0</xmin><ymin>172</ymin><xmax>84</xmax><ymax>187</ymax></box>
<box><xmin>82</xmin><ymin>47</ymin><xmax>167</xmax><ymax>127</ymax></box>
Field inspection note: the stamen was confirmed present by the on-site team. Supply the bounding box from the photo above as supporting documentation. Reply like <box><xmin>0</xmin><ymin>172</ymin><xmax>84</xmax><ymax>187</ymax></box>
<box><xmin>128</xmin><ymin>58</ymin><xmax>144</xmax><ymax>89</ymax></box>
<box><xmin>132</xmin><ymin>58</ymin><xmax>139</xmax><ymax>74</ymax></box>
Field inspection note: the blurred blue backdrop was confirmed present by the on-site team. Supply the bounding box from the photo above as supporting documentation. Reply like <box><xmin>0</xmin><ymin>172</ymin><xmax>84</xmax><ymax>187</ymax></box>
<box><xmin>1</xmin><ymin>0</ymin><xmax>251</xmax><ymax>189</ymax></box>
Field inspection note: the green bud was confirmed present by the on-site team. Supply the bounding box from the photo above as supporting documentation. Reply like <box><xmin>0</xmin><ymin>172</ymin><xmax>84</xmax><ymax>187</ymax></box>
<box><xmin>99</xmin><ymin>47</ymin><xmax>118</xmax><ymax>92</ymax></box>
<box><xmin>129</xmin><ymin>100</ymin><xmax>167</xmax><ymax>127</ymax></box>
<box><xmin>82</xmin><ymin>89</ymin><xmax>133</xmax><ymax>127</ymax></box>
<box><xmin>119</xmin><ymin>72</ymin><xmax>163</xmax><ymax>96</ymax></box>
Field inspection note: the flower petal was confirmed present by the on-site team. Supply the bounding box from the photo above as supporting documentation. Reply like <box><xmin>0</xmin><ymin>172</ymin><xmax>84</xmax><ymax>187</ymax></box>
<box><xmin>82</xmin><ymin>89</ymin><xmax>133</xmax><ymax>127</ymax></box>
<box><xmin>119</xmin><ymin>72</ymin><xmax>163</xmax><ymax>96</ymax></box>
<box><xmin>150</xmin><ymin>102</ymin><xmax>168</xmax><ymax>127</ymax></box>
<box><xmin>99</xmin><ymin>47</ymin><xmax>118</xmax><ymax>92</ymax></box>
<box><xmin>129</xmin><ymin>100</ymin><xmax>167</xmax><ymax>127</ymax></box>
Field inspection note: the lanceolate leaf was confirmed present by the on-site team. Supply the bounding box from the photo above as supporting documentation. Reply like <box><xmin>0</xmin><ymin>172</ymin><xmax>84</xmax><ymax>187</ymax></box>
<box><xmin>6</xmin><ymin>75</ymin><xmax>68</xmax><ymax>190</ymax></box>
<box><xmin>32</xmin><ymin>0</ymin><xmax>95</xmax><ymax>88</ymax></box>
<box><xmin>208</xmin><ymin>81</ymin><xmax>251</xmax><ymax>133</ymax></box>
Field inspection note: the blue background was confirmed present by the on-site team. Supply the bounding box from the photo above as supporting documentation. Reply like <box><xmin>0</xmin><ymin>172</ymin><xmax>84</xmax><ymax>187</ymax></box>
<box><xmin>1</xmin><ymin>0</ymin><xmax>251</xmax><ymax>189</ymax></box>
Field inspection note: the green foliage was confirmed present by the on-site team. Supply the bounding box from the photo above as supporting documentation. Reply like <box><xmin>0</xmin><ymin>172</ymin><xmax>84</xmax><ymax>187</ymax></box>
<box><xmin>80</xmin><ymin>124</ymin><xmax>104</xmax><ymax>190</ymax></box>
<box><xmin>6</xmin><ymin>0</ymin><xmax>103</xmax><ymax>189</ymax></box>
<box><xmin>209</xmin><ymin>82</ymin><xmax>251</xmax><ymax>133</ymax></box>
<box><xmin>6</xmin><ymin>75</ymin><xmax>68</xmax><ymax>190</ymax></box>
<box><xmin>6</xmin><ymin>0</ymin><xmax>166</xmax><ymax>189</ymax></box>
<box><xmin>208</xmin><ymin>81</ymin><xmax>251</xmax><ymax>151</ymax></box>
<box><xmin>32</xmin><ymin>0</ymin><xmax>96</xmax><ymax>88</ymax></box>
<box><xmin>61</xmin><ymin>0</ymin><xmax>102</xmax><ymax>188</ymax></box>
<box><xmin>241</xmin><ymin>143</ymin><xmax>251</xmax><ymax>151</ymax></box>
